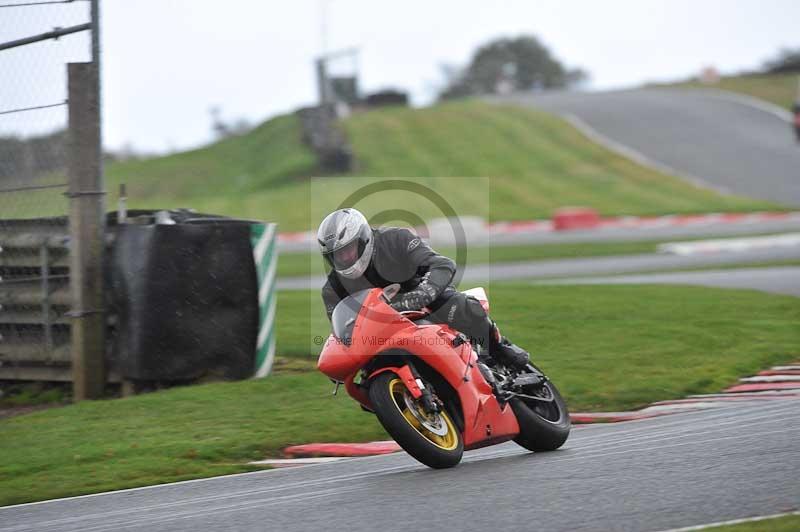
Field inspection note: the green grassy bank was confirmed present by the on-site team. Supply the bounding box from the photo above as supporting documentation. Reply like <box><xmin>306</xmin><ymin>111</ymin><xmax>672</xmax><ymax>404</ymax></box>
<box><xmin>106</xmin><ymin>102</ymin><xmax>775</xmax><ymax>231</ymax></box>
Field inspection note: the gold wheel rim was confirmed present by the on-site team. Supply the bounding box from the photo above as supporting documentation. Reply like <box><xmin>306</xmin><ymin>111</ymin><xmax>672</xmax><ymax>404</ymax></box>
<box><xmin>388</xmin><ymin>378</ymin><xmax>459</xmax><ymax>451</ymax></box>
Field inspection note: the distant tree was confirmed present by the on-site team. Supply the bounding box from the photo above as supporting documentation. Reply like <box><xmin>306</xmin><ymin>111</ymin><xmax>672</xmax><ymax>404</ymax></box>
<box><xmin>104</xmin><ymin>142</ymin><xmax>150</xmax><ymax>163</ymax></box>
<box><xmin>209</xmin><ymin>105</ymin><xmax>253</xmax><ymax>140</ymax></box>
<box><xmin>439</xmin><ymin>35</ymin><xmax>588</xmax><ymax>100</ymax></box>
<box><xmin>761</xmin><ymin>47</ymin><xmax>800</xmax><ymax>74</ymax></box>
<box><xmin>209</xmin><ymin>105</ymin><xmax>229</xmax><ymax>139</ymax></box>
<box><xmin>0</xmin><ymin>130</ymin><xmax>66</xmax><ymax>182</ymax></box>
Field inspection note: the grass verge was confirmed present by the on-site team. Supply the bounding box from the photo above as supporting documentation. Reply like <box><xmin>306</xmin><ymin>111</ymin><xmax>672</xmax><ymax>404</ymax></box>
<box><xmin>700</xmin><ymin>514</ymin><xmax>800</xmax><ymax>531</ymax></box>
<box><xmin>3</xmin><ymin>284</ymin><xmax>798</xmax><ymax>506</ymax></box>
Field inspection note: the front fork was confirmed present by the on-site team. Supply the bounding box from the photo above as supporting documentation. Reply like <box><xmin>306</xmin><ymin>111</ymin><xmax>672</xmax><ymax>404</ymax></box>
<box><xmin>400</xmin><ymin>359</ymin><xmax>442</xmax><ymax>414</ymax></box>
<box><xmin>369</xmin><ymin>358</ymin><xmax>440</xmax><ymax>414</ymax></box>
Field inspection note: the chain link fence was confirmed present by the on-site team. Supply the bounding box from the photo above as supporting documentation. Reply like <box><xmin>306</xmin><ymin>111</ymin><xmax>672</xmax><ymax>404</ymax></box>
<box><xmin>0</xmin><ymin>0</ymin><xmax>94</xmax><ymax>384</ymax></box>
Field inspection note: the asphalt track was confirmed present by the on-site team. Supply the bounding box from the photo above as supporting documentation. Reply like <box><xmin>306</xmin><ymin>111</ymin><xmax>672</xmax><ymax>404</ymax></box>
<box><xmin>3</xmin><ymin>399</ymin><xmax>798</xmax><ymax>532</ymax></box>
<box><xmin>277</xmin><ymin>246</ymin><xmax>800</xmax><ymax>296</ymax></box>
<box><xmin>500</xmin><ymin>88</ymin><xmax>800</xmax><ymax>205</ymax></box>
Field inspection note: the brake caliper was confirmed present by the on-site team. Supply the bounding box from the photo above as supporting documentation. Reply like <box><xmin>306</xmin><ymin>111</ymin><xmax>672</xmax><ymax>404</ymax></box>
<box><xmin>419</xmin><ymin>383</ymin><xmax>440</xmax><ymax>414</ymax></box>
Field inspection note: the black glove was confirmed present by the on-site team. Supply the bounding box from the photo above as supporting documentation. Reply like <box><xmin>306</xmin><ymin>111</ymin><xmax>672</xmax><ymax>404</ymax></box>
<box><xmin>390</xmin><ymin>281</ymin><xmax>439</xmax><ymax>312</ymax></box>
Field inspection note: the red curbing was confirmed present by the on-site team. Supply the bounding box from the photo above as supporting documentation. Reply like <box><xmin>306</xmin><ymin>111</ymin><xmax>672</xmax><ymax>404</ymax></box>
<box><xmin>724</xmin><ymin>382</ymin><xmax>800</xmax><ymax>393</ymax></box>
<box><xmin>284</xmin><ymin>441</ymin><xmax>401</xmax><ymax>458</ymax></box>
<box><xmin>758</xmin><ymin>370</ymin><xmax>800</xmax><ymax>376</ymax></box>
<box><xmin>552</xmin><ymin>207</ymin><xmax>601</xmax><ymax>231</ymax></box>
<box><xmin>569</xmin><ymin>412</ymin><xmax>660</xmax><ymax>423</ymax></box>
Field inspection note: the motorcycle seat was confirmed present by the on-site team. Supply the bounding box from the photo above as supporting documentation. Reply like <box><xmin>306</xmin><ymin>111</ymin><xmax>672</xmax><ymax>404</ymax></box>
<box><xmin>461</xmin><ymin>286</ymin><xmax>489</xmax><ymax>312</ymax></box>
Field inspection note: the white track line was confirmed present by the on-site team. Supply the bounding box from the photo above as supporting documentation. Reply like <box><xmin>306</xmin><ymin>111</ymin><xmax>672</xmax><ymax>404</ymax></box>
<box><xmin>249</xmin><ymin>457</ymin><xmax>348</xmax><ymax>466</ymax></box>
<box><xmin>741</xmin><ymin>375</ymin><xmax>800</xmax><ymax>383</ymax></box>
<box><xmin>688</xmin><ymin>389</ymin><xmax>800</xmax><ymax>398</ymax></box>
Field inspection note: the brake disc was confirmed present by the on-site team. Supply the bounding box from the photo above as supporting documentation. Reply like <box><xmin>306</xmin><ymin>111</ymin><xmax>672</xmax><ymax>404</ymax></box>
<box><xmin>403</xmin><ymin>391</ymin><xmax>449</xmax><ymax>436</ymax></box>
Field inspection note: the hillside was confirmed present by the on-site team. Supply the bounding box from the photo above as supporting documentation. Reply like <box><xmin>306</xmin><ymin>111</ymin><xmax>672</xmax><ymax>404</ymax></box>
<box><xmin>106</xmin><ymin>101</ymin><xmax>776</xmax><ymax>231</ymax></box>
<box><xmin>107</xmin><ymin>113</ymin><xmax>316</xmax><ymax>214</ymax></box>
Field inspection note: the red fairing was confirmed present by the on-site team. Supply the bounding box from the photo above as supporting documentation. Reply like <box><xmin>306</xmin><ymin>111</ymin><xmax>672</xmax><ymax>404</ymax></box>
<box><xmin>317</xmin><ymin>290</ymin><xmax>411</xmax><ymax>382</ymax></box>
<box><xmin>317</xmin><ymin>288</ymin><xmax>520</xmax><ymax>450</ymax></box>
<box><xmin>424</xmin><ymin>331</ymin><xmax>519</xmax><ymax>449</ymax></box>
<box><xmin>370</xmin><ymin>365</ymin><xmax>423</xmax><ymax>398</ymax></box>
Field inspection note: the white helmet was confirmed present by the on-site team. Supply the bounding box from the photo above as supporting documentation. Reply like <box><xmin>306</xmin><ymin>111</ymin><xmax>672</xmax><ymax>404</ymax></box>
<box><xmin>317</xmin><ymin>208</ymin><xmax>374</xmax><ymax>279</ymax></box>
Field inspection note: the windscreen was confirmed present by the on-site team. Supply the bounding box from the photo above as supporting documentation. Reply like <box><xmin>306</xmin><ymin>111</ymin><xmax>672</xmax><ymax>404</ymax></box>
<box><xmin>331</xmin><ymin>289</ymin><xmax>371</xmax><ymax>344</ymax></box>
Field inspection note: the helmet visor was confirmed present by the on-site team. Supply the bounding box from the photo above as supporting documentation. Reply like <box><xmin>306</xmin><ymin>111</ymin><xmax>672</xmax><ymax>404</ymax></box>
<box><xmin>324</xmin><ymin>239</ymin><xmax>362</xmax><ymax>271</ymax></box>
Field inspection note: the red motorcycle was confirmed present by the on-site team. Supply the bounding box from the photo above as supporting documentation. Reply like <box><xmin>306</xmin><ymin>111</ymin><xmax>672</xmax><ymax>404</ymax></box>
<box><xmin>317</xmin><ymin>284</ymin><xmax>570</xmax><ymax>468</ymax></box>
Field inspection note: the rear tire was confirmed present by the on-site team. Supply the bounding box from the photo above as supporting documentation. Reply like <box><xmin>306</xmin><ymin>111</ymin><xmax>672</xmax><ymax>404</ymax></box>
<box><xmin>511</xmin><ymin>380</ymin><xmax>571</xmax><ymax>452</ymax></box>
<box><xmin>368</xmin><ymin>372</ymin><xmax>463</xmax><ymax>469</ymax></box>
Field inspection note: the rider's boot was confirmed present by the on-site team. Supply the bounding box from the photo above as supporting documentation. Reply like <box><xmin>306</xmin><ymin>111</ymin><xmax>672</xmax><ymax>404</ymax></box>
<box><xmin>488</xmin><ymin>322</ymin><xmax>529</xmax><ymax>370</ymax></box>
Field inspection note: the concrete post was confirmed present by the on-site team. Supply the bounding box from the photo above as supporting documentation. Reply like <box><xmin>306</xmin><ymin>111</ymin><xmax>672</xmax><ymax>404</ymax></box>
<box><xmin>67</xmin><ymin>62</ymin><xmax>106</xmax><ymax>400</ymax></box>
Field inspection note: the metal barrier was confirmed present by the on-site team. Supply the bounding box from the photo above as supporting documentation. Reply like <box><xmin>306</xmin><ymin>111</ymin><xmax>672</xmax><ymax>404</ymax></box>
<box><xmin>0</xmin><ymin>217</ymin><xmax>73</xmax><ymax>381</ymax></box>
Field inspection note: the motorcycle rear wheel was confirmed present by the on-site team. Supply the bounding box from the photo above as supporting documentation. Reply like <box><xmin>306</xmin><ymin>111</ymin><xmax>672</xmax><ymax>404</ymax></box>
<box><xmin>368</xmin><ymin>372</ymin><xmax>464</xmax><ymax>469</ymax></box>
<box><xmin>511</xmin><ymin>379</ymin><xmax>571</xmax><ymax>452</ymax></box>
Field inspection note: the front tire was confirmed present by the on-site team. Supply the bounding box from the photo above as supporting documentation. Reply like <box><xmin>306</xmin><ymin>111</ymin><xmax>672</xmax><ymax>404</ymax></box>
<box><xmin>511</xmin><ymin>379</ymin><xmax>571</xmax><ymax>452</ymax></box>
<box><xmin>368</xmin><ymin>372</ymin><xmax>463</xmax><ymax>469</ymax></box>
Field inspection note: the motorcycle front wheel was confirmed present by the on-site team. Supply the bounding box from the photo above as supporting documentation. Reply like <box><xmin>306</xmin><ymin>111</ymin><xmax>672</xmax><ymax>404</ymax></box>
<box><xmin>368</xmin><ymin>372</ymin><xmax>464</xmax><ymax>469</ymax></box>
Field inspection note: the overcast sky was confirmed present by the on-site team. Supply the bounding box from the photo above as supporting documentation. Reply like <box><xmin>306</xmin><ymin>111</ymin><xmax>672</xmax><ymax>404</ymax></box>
<box><xmin>2</xmin><ymin>0</ymin><xmax>798</xmax><ymax>153</ymax></box>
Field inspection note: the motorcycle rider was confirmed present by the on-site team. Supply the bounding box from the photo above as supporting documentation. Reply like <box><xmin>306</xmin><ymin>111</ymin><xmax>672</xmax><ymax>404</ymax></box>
<box><xmin>318</xmin><ymin>208</ymin><xmax>530</xmax><ymax>369</ymax></box>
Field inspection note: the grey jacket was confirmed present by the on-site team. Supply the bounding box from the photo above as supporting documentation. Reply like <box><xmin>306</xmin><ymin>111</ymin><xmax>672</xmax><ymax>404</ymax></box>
<box><xmin>321</xmin><ymin>227</ymin><xmax>455</xmax><ymax>319</ymax></box>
